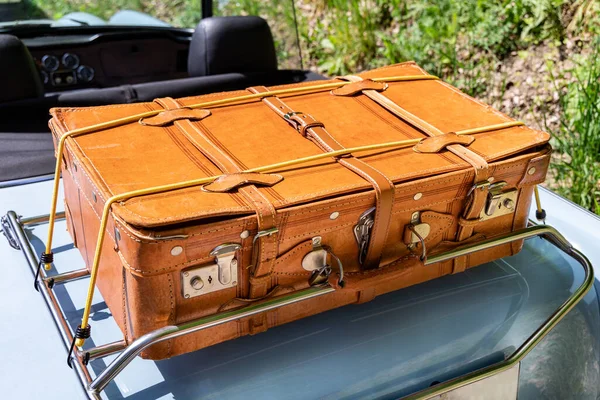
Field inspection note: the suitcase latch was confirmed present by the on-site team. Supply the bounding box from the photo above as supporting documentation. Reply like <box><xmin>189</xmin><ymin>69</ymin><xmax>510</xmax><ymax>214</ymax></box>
<box><xmin>480</xmin><ymin>182</ymin><xmax>518</xmax><ymax>221</ymax></box>
<box><xmin>302</xmin><ymin>237</ymin><xmax>331</xmax><ymax>286</ymax></box>
<box><xmin>181</xmin><ymin>243</ymin><xmax>241</xmax><ymax>299</ymax></box>
<box><xmin>403</xmin><ymin>211</ymin><xmax>431</xmax><ymax>246</ymax></box>
<box><xmin>353</xmin><ymin>207</ymin><xmax>375</xmax><ymax>265</ymax></box>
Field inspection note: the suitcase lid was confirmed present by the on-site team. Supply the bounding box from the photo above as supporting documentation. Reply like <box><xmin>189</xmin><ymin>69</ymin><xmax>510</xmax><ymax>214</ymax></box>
<box><xmin>50</xmin><ymin>62</ymin><xmax>550</xmax><ymax>228</ymax></box>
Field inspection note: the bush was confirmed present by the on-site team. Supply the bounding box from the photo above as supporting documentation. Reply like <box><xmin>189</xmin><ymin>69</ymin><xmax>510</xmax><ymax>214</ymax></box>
<box><xmin>546</xmin><ymin>40</ymin><xmax>600</xmax><ymax>213</ymax></box>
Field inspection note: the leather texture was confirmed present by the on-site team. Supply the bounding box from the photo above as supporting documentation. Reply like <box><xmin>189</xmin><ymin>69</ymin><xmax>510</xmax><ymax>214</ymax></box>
<box><xmin>188</xmin><ymin>16</ymin><xmax>278</xmax><ymax>77</ymax></box>
<box><xmin>50</xmin><ymin>61</ymin><xmax>551</xmax><ymax>359</ymax></box>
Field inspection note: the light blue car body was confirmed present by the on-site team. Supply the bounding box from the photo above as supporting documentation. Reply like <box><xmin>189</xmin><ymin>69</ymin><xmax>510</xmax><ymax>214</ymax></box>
<box><xmin>1</xmin><ymin>180</ymin><xmax>599</xmax><ymax>399</ymax></box>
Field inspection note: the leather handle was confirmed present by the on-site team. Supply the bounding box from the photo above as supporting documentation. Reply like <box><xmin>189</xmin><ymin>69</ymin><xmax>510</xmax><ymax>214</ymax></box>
<box><xmin>413</xmin><ymin>133</ymin><xmax>475</xmax><ymax>153</ymax></box>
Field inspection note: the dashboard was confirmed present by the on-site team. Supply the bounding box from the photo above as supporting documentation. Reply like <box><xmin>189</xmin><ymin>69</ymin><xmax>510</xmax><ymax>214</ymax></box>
<box><xmin>37</xmin><ymin>52</ymin><xmax>94</xmax><ymax>87</ymax></box>
<box><xmin>23</xmin><ymin>30</ymin><xmax>192</xmax><ymax>92</ymax></box>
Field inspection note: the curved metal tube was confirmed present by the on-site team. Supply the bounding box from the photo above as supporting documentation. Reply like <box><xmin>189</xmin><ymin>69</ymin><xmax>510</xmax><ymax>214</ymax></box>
<box><xmin>407</xmin><ymin>225</ymin><xmax>594</xmax><ymax>399</ymax></box>
<box><xmin>87</xmin><ymin>286</ymin><xmax>336</xmax><ymax>394</ymax></box>
<box><xmin>5</xmin><ymin>211</ymin><xmax>96</xmax><ymax>400</ymax></box>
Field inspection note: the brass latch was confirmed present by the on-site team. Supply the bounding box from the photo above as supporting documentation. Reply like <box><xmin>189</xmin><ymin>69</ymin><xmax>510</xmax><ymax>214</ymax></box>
<box><xmin>403</xmin><ymin>211</ymin><xmax>431</xmax><ymax>246</ymax></box>
<box><xmin>479</xmin><ymin>182</ymin><xmax>518</xmax><ymax>221</ymax></box>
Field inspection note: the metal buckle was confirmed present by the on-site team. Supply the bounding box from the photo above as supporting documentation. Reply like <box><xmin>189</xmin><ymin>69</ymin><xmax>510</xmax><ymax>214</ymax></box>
<box><xmin>248</xmin><ymin>227</ymin><xmax>279</xmax><ymax>272</ymax></box>
<box><xmin>466</xmin><ymin>180</ymin><xmax>492</xmax><ymax>198</ymax></box>
<box><xmin>353</xmin><ymin>207</ymin><xmax>376</xmax><ymax>265</ymax></box>
<box><xmin>283</xmin><ymin>111</ymin><xmax>304</xmax><ymax>133</ymax></box>
<box><xmin>1</xmin><ymin>214</ymin><xmax>20</xmax><ymax>250</ymax></box>
<box><xmin>283</xmin><ymin>111</ymin><xmax>304</xmax><ymax>120</ymax></box>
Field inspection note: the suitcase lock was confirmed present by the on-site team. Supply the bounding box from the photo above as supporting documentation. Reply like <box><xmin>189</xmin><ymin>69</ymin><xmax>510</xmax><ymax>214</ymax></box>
<box><xmin>479</xmin><ymin>182</ymin><xmax>518</xmax><ymax>221</ymax></box>
<box><xmin>181</xmin><ymin>243</ymin><xmax>241</xmax><ymax>299</ymax></box>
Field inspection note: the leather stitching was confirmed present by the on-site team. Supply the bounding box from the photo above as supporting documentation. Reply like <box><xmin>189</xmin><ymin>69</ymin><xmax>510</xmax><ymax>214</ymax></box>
<box><xmin>273</xmin><ymin>240</ymin><xmax>312</xmax><ymax>265</ymax></box>
<box><xmin>167</xmin><ymin>272</ymin><xmax>175</xmax><ymax>357</ymax></box>
<box><xmin>281</xmin><ymin>222</ymin><xmax>355</xmax><ymax>241</ymax></box>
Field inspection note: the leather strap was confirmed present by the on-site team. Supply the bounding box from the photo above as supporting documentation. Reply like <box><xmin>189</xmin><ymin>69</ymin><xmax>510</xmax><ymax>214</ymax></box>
<box><xmin>248</xmin><ymin>86</ymin><xmax>395</xmax><ymax>270</ymax></box>
<box><xmin>337</xmin><ymin>76</ymin><xmax>491</xmax><ymax>273</ymax></box>
<box><xmin>338</xmin><ymin>75</ymin><xmax>490</xmax><ymax>175</ymax></box>
<box><xmin>155</xmin><ymin>97</ymin><xmax>279</xmax><ymax>297</ymax></box>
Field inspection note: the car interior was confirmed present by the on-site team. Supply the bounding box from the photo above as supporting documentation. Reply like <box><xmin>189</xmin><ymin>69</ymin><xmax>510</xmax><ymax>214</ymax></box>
<box><xmin>0</xmin><ymin>16</ymin><xmax>326</xmax><ymax>184</ymax></box>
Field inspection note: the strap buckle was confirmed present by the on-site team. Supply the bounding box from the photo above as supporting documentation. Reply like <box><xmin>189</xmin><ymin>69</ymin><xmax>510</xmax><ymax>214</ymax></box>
<box><xmin>249</xmin><ymin>227</ymin><xmax>279</xmax><ymax>274</ymax></box>
<box><xmin>466</xmin><ymin>180</ymin><xmax>492</xmax><ymax>198</ymax></box>
<box><xmin>283</xmin><ymin>111</ymin><xmax>304</xmax><ymax>134</ymax></box>
<box><xmin>283</xmin><ymin>111</ymin><xmax>304</xmax><ymax>120</ymax></box>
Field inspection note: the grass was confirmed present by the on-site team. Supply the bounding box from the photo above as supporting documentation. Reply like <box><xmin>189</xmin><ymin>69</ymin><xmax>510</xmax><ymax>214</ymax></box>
<box><xmin>546</xmin><ymin>40</ymin><xmax>600</xmax><ymax>213</ymax></box>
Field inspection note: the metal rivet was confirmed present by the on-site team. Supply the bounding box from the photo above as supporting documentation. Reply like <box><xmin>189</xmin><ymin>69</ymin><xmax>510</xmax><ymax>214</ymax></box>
<box><xmin>92</xmin><ymin>192</ymin><xmax>97</xmax><ymax>203</ymax></box>
<box><xmin>312</xmin><ymin>236</ymin><xmax>322</xmax><ymax>247</ymax></box>
<box><xmin>528</xmin><ymin>167</ymin><xmax>536</xmax><ymax>175</ymax></box>
<box><xmin>330</xmin><ymin>211</ymin><xmax>339</xmax><ymax>220</ymax></box>
<box><xmin>240</xmin><ymin>230</ymin><xmax>250</xmax><ymax>239</ymax></box>
<box><xmin>503</xmin><ymin>198</ymin><xmax>515</xmax><ymax>210</ymax></box>
<box><xmin>231</xmin><ymin>259</ymin><xmax>238</xmax><ymax>268</ymax></box>
<box><xmin>232</xmin><ymin>281</ymin><xmax>237</xmax><ymax>286</ymax></box>
<box><xmin>413</xmin><ymin>193</ymin><xmax>422</xmax><ymax>201</ymax></box>
<box><xmin>184</xmin><ymin>294</ymin><xmax>190</xmax><ymax>299</ymax></box>
<box><xmin>183</xmin><ymin>271</ymin><xmax>189</xmax><ymax>277</ymax></box>
<box><xmin>171</xmin><ymin>246</ymin><xmax>183</xmax><ymax>256</ymax></box>
<box><xmin>190</xmin><ymin>276</ymin><xmax>204</xmax><ymax>290</ymax></box>
<box><xmin>488</xmin><ymin>177</ymin><xmax>495</xmax><ymax>183</ymax></box>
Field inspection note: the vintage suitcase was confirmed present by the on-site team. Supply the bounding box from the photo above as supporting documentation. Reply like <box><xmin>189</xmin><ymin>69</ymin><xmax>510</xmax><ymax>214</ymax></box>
<box><xmin>48</xmin><ymin>61</ymin><xmax>551</xmax><ymax>359</ymax></box>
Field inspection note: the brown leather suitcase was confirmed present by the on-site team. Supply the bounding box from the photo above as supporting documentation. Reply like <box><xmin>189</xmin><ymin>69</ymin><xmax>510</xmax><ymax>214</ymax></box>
<box><xmin>48</xmin><ymin>61</ymin><xmax>550</xmax><ymax>359</ymax></box>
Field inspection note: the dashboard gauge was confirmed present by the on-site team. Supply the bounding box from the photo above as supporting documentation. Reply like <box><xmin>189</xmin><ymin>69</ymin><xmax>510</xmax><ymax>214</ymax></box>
<box><xmin>40</xmin><ymin>71</ymin><xmax>48</xmax><ymax>85</ymax></box>
<box><xmin>76</xmin><ymin>65</ymin><xmax>94</xmax><ymax>82</ymax></box>
<box><xmin>61</xmin><ymin>53</ymin><xmax>80</xmax><ymax>69</ymax></box>
<box><xmin>41</xmin><ymin>55</ymin><xmax>60</xmax><ymax>71</ymax></box>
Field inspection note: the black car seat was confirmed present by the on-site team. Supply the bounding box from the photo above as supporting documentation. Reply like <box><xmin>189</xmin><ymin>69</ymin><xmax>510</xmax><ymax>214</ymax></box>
<box><xmin>53</xmin><ymin>16</ymin><xmax>323</xmax><ymax>105</ymax></box>
<box><xmin>0</xmin><ymin>35</ymin><xmax>55</xmax><ymax>182</ymax></box>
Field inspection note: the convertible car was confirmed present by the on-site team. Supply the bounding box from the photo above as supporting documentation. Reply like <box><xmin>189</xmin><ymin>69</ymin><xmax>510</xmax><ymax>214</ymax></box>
<box><xmin>1</xmin><ymin>1</ymin><xmax>599</xmax><ymax>399</ymax></box>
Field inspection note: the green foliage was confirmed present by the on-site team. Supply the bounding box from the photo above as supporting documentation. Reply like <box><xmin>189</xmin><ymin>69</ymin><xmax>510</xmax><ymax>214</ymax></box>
<box><xmin>304</xmin><ymin>0</ymin><xmax>575</xmax><ymax>96</ymax></box>
<box><xmin>546</xmin><ymin>42</ymin><xmax>600</xmax><ymax>214</ymax></box>
<box><xmin>306</xmin><ymin>0</ymin><xmax>382</xmax><ymax>75</ymax></box>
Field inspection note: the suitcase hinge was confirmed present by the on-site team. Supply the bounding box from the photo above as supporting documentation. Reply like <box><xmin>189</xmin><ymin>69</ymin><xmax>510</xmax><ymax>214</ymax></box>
<box><xmin>353</xmin><ymin>207</ymin><xmax>375</xmax><ymax>265</ymax></box>
<box><xmin>403</xmin><ymin>212</ymin><xmax>430</xmax><ymax>261</ymax></box>
<box><xmin>302</xmin><ymin>237</ymin><xmax>331</xmax><ymax>286</ymax></box>
<box><xmin>404</xmin><ymin>211</ymin><xmax>431</xmax><ymax>246</ymax></box>
<box><xmin>301</xmin><ymin>236</ymin><xmax>345</xmax><ymax>287</ymax></box>
<box><xmin>181</xmin><ymin>243</ymin><xmax>241</xmax><ymax>299</ymax></box>
<box><xmin>480</xmin><ymin>182</ymin><xmax>518</xmax><ymax>221</ymax></box>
